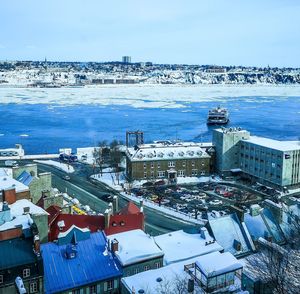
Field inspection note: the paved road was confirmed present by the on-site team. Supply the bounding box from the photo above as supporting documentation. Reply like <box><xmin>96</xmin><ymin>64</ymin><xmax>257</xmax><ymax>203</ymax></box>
<box><xmin>34</xmin><ymin>162</ymin><xmax>197</xmax><ymax>236</ymax></box>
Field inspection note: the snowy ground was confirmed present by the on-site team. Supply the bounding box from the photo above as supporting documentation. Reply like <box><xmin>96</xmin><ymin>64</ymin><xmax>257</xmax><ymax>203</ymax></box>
<box><xmin>34</xmin><ymin>160</ymin><xmax>74</xmax><ymax>173</ymax></box>
<box><xmin>91</xmin><ymin>171</ymin><xmax>125</xmax><ymax>191</ymax></box>
<box><xmin>0</xmin><ymin>85</ymin><xmax>300</xmax><ymax>109</ymax></box>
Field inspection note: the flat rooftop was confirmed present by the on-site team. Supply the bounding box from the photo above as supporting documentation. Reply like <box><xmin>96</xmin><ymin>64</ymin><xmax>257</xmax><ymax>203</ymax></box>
<box><xmin>243</xmin><ymin>136</ymin><xmax>300</xmax><ymax>152</ymax></box>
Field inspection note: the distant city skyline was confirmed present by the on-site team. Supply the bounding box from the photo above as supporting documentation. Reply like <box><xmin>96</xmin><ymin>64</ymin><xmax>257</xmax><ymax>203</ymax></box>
<box><xmin>1</xmin><ymin>0</ymin><xmax>300</xmax><ymax>67</ymax></box>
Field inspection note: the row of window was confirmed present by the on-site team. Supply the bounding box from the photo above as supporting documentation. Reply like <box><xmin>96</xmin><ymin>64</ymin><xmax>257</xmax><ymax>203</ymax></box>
<box><xmin>0</xmin><ymin>273</ymin><xmax>38</xmax><ymax>293</ymax></box>
<box><xmin>144</xmin><ymin>169</ymin><xmax>199</xmax><ymax>178</ymax></box>
<box><xmin>127</xmin><ymin>262</ymin><xmax>161</xmax><ymax>277</ymax></box>
<box><xmin>143</xmin><ymin>161</ymin><xmax>200</xmax><ymax>169</ymax></box>
<box><xmin>71</xmin><ymin>279</ymin><xmax>117</xmax><ymax>294</ymax></box>
<box><xmin>240</xmin><ymin>145</ymin><xmax>282</xmax><ymax>159</ymax></box>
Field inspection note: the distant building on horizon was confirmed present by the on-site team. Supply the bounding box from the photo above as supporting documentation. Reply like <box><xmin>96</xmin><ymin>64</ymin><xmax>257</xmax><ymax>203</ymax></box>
<box><xmin>122</xmin><ymin>56</ymin><xmax>131</xmax><ymax>63</ymax></box>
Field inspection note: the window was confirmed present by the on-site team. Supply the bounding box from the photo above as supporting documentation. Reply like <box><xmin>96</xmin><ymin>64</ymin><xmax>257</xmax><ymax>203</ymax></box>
<box><xmin>182</xmin><ymin>161</ymin><xmax>186</xmax><ymax>167</ymax></box>
<box><xmin>23</xmin><ymin>268</ymin><xmax>30</xmax><ymax>278</ymax></box>
<box><xmin>144</xmin><ymin>172</ymin><xmax>147</xmax><ymax>178</ymax></box>
<box><xmin>30</xmin><ymin>282</ymin><xmax>38</xmax><ymax>293</ymax></box>
<box><xmin>144</xmin><ymin>265</ymin><xmax>150</xmax><ymax>271</ymax></box>
<box><xmin>191</xmin><ymin>161</ymin><xmax>195</xmax><ymax>167</ymax></box>
<box><xmin>72</xmin><ymin>290</ymin><xmax>80</xmax><ymax>294</ymax></box>
<box><xmin>191</xmin><ymin>169</ymin><xmax>198</xmax><ymax>176</ymax></box>
<box><xmin>157</xmin><ymin>162</ymin><xmax>160</xmax><ymax>168</ymax></box>
<box><xmin>134</xmin><ymin>268</ymin><xmax>139</xmax><ymax>274</ymax></box>
<box><xmin>89</xmin><ymin>285</ymin><xmax>97</xmax><ymax>294</ymax></box>
<box><xmin>154</xmin><ymin>262</ymin><xmax>161</xmax><ymax>269</ymax></box>
<box><xmin>0</xmin><ymin>275</ymin><xmax>3</xmax><ymax>284</ymax></box>
<box><xmin>107</xmin><ymin>280</ymin><xmax>113</xmax><ymax>290</ymax></box>
<box><xmin>158</xmin><ymin>171</ymin><xmax>165</xmax><ymax>178</ymax></box>
<box><xmin>143</xmin><ymin>162</ymin><xmax>146</xmax><ymax>169</ymax></box>
<box><xmin>151</xmin><ymin>171</ymin><xmax>154</xmax><ymax>178</ymax></box>
<box><xmin>178</xmin><ymin>170</ymin><xmax>185</xmax><ymax>177</ymax></box>
<box><xmin>151</xmin><ymin>162</ymin><xmax>154</xmax><ymax>168</ymax></box>
<box><xmin>168</xmin><ymin>161</ymin><xmax>175</xmax><ymax>167</ymax></box>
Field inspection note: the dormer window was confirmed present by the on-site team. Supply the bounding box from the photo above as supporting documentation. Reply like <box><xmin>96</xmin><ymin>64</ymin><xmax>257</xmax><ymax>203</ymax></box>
<box><xmin>112</xmin><ymin>221</ymin><xmax>117</xmax><ymax>227</ymax></box>
<box><xmin>120</xmin><ymin>221</ymin><xmax>125</xmax><ymax>226</ymax></box>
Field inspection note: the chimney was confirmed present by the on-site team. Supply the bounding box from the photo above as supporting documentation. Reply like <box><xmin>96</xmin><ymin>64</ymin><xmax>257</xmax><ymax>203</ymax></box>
<box><xmin>111</xmin><ymin>238</ymin><xmax>119</xmax><ymax>253</ymax></box>
<box><xmin>200</xmin><ymin>227</ymin><xmax>209</xmax><ymax>240</ymax></box>
<box><xmin>104</xmin><ymin>209</ymin><xmax>111</xmax><ymax>229</ymax></box>
<box><xmin>113</xmin><ymin>196</ymin><xmax>118</xmax><ymax>214</ymax></box>
<box><xmin>140</xmin><ymin>200</ymin><xmax>144</xmax><ymax>212</ymax></box>
<box><xmin>33</xmin><ymin>235</ymin><xmax>40</xmax><ymax>256</ymax></box>
<box><xmin>3</xmin><ymin>188</ymin><xmax>17</xmax><ymax>204</ymax></box>
<box><xmin>23</xmin><ymin>207</ymin><xmax>30</xmax><ymax>214</ymax></box>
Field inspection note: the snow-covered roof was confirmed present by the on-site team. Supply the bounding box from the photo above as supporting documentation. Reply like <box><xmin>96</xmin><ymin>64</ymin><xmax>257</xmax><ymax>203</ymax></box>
<box><xmin>242</xmin><ymin>136</ymin><xmax>300</xmax><ymax>152</ymax></box>
<box><xmin>126</xmin><ymin>142</ymin><xmax>211</xmax><ymax>162</ymax></box>
<box><xmin>209</xmin><ymin>214</ymin><xmax>251</xmax><ymax>256</ymax></box>
<box><xmin>121</xmin><ymin>257</ymin><xmax>195</xmax><ymax>294</ymax></box>
<box><xmin>154</xmin><ymin>229</ymin><xmax>223</xmax><ymax>265</ymax></box>
<box><xmin>0</xmin><ymin>199</ymin><xmax>48</xmax><ymax>231</ymax></box>
<box><xmin>108</xmin><ymin>229</ymin><xmax>163</xmax><ymax>266</ymax></box>
<box><xmin>195</xmin><ymin>251</ymin><xmax>242</xmax><ymax>277</ymax></box>
<box><xmin>0</xmin><ymin>168</ymin><xmax>12</xmax><ymax>177</ymax></box>
<box><xmin>0</xmin><ymin>176</ymin><xmax>29</xmax><ymax>193</ymax></box>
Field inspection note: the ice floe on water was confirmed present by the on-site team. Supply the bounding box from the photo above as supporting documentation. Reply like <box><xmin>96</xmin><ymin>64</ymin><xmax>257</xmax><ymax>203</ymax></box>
<box><xmin>0</xmin><ymin>84</ymin><xmax>299</xmax><ymax>109</ymax></box>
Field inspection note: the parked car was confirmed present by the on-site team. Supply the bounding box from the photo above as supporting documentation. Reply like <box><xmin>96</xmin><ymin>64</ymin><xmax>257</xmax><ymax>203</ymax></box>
<box><xmin>209</xmin><ymin>199</ymin><xmax>223</xmax><ymax>206</ymax></box>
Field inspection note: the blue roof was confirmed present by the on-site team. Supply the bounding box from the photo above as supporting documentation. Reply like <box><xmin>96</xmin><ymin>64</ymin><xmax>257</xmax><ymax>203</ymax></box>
<box><xmin>244</xmin><ymin>208</ymin><xmax>284</xmax><ymax>243</ymax></box>
<box><xmin>41</xmin><ymin>231</ymin><xmax>122</xmax><ymax>293</ymax></box>
<box><xmin>16</xmin><ymin>171</ymin><xmax>34</xmax><ymax>186</ymax></box>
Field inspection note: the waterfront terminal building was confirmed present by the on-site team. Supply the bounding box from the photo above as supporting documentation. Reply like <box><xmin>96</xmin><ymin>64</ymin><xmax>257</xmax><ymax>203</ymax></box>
<box><xmin>213</xmin><ymin>127</ymin><xmax>300</xmax><ymax>187</ymax></box>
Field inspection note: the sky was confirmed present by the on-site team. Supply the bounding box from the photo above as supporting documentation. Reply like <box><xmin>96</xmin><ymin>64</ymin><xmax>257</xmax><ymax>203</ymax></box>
<box><xmin>0</xmin><ymin>0</ymin><xmax>299</xmax><ymax>67</ymax></box>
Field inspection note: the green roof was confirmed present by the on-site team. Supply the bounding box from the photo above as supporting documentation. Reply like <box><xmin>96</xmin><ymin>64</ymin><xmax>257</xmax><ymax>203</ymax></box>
<box><xmin>0</xmin><ymin>237</ymin><xmax>39</xmax><ymax>270</ymax></box>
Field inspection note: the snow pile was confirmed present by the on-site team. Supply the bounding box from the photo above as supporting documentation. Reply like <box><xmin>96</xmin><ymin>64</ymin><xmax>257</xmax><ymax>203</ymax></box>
<box><xmin>34</xmin><ymin>160</ymin><xmax>74</xmax><ymax>173</ymax></box>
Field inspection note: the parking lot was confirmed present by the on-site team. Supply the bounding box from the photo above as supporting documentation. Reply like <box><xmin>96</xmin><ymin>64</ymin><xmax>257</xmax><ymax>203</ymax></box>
<box><xmin>130</xmin><ymin>180</ymin><xmax>264</xmax><ymax>220</ymax></box>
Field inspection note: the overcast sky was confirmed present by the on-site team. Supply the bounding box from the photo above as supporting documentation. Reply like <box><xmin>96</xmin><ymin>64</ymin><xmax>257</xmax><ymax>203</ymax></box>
<box><xmin>0</xmin><ymin>0</ymin><xmax>299</xmax><ymax>67</ymax></box>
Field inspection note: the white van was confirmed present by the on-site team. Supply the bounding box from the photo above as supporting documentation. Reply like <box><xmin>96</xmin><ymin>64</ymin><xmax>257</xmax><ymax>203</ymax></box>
<box><xmin>4</xmin><ymin>160</ymin><xmax>18</xmax><ymax>167</ymax></box>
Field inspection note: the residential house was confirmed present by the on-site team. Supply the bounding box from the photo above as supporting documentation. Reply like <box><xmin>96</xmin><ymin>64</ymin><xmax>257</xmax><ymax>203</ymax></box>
<box><xmin>0</xmin><ymin>234</ymin><xmax>43</xmax><ymax>294</ymax></box>
<box><xmin>108</xmin><ymin>229</ymin><xmax>164</xmax><ymax>277</ymax></box>
<box><xmin>41</xmin><ymin>227</ymin><xmax>122</xmax><ymax>294</ymax></box>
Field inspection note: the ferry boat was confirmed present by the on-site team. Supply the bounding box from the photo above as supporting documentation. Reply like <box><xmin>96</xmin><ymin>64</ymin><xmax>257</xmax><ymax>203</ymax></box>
<box><xmin>207</xmin><ymin>106</ymin><xmax>229</xmax><ymax>125</ymax></box>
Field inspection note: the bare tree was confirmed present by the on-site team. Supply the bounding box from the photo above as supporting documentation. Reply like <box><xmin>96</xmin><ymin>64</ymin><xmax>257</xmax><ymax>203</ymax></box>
<box><xmin>154</xmin><ymin>274</ymin><xmax>202</xmax><ymax>294</ymax></box>
<box><xmin>92</xmin><ymin>140</ymin><xmax>107</xmax><ymax>176</ymax></box>
<box><xmin>246</xmin><ymin>241</ymin><xmax>300</xmax><ymax>294</ymax></box>
<box><xmin>109</xmin><ymin>140</ymin><xmax>123</xmax><ymax>185</ymax></box>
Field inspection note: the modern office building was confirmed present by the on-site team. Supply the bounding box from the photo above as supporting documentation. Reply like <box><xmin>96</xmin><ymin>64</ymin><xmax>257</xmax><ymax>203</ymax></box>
<box><xmin>213</xmin><ymin>127</ymin><xmax>300</xmax><ymax>187</ymax></box>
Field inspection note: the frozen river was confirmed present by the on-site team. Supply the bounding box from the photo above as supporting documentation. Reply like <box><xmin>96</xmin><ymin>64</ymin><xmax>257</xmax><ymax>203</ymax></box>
<box><xmin>0</xmin><ymin>85</ymin><xmax>299</xmax><ymax>154</ymax></box>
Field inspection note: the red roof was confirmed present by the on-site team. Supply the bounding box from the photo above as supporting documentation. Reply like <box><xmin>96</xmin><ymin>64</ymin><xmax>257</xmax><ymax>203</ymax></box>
<box><xmin>46</xmin><ymin>205</ymin><xmax>61</xmax><ymax>225</ymax></box>
<box><xmin>47</xmin><ymin>201</ymin><xmax>145</xmax><ymax>241</ymax></box>
<box><xmin>119</xmin><ymin>202</ymin><xmax>141</xmax><ymax>215</ymax></box>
